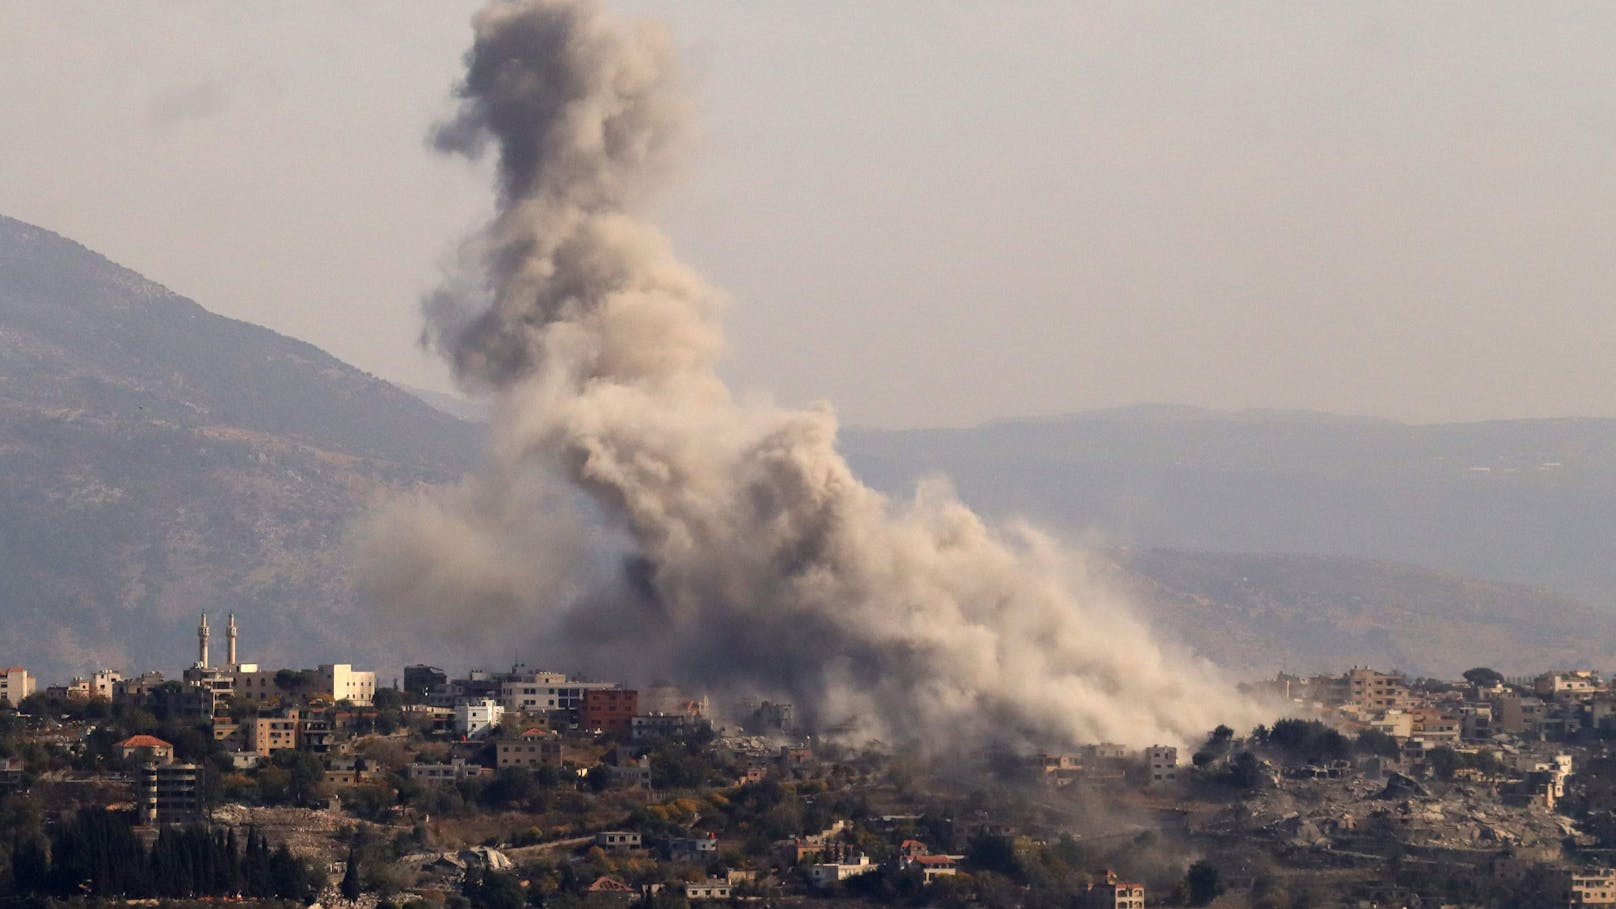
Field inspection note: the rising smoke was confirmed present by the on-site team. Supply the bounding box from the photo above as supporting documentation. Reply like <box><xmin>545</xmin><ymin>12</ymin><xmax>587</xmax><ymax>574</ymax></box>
<box><xmin>359</xmin><ymin>0</ymin><xmax>1261</xmax><ymax>751</ymax></box>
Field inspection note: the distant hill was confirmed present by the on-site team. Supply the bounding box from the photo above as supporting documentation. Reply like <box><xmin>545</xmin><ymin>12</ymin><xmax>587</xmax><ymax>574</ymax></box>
<box><xmin>842</xmin><ymin>405</ymin><xmax>1616</xmax><ymax>609</ymax></box>
<box><xmin>5</xmin><ymin>213</ymin><xmax>1611</xmax><ymax>686</ymax></box>
<box><xmin>0</xmin><ymin>214</ymin><xmax>479</xmax><ymax>681</ymax></box>
<box><xmin>1101</xmin><ymin>549</ymin><xmax>1616</xmax><ymax>679</ymax></box>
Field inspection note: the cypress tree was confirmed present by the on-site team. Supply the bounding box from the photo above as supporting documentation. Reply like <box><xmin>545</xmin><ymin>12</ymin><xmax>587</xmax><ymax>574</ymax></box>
<box><xmin>10</xmin><ymin>833</ymin><xmax>49</xmax><ymax>895</ymax></box>
<box><xmin>340</xmin><ymin>844</ymin><xmax>362</xmax><ymax>900</ymax></box>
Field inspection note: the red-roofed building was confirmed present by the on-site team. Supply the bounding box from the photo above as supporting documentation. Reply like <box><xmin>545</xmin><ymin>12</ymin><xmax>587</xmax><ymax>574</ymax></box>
<box><xmin>586</xmin><ymin>875</ymin><xmax>637</xmax><ymax>907</ymax></box>
<box><xmin>498</xmin><ymin>728</ymin><xmax>563</xmax><ymax>769</ymax></box>
<box><xmin>907</xmin><ymin>854</ymin><xmax>963</xmax><ymax>883</ymax></box>
<box><xmin>117</xmin><ymin>734</ymin><xmax>175</xmax><ymax>765</ymax></box>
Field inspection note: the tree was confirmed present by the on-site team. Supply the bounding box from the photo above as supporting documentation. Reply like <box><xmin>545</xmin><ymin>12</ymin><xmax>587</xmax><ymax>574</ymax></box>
<box><xmin>1463</xmin><ymin>667</ymin><xmax>1506</xmax><ymax>688</ymax></box>
<box><xmin>1427</xmin><ymin>746</ymin><xmax>1463</xmax><ymax>781</ymax></box>
<box><xmin>373</xmin><ymin>688</ymin><xmax>405</xmax><ymax>711</ymax></box>
<box><xmin>1355</xmin><ymin>728</ymin><xmax>1400</xmax><ymax>759</ymax></box>
<box><xmin>1185</xmin><ymin>860</ymin><xmax>1223</xmax><ymax>907</ymax></box>
<box><xmin>10</xmin><ymin>833</ymin><xmax>50</xmax><ymax>894</ymax></box>
<box><xmin>341</xmin><ymin>845</ymin><xmax>362</xmax><ymax>901</ymax></box>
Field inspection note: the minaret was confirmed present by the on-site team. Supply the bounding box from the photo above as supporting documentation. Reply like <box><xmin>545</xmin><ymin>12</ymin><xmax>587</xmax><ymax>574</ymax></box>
<box><xmin>227</xmin><ymin>613</ymin><xmax>238</xmax><ymax>668</ymax></box>
<box><xmin>197</xmin><ymin>613</ymin><xmax>210</xmax><ymax>669</ymax></box>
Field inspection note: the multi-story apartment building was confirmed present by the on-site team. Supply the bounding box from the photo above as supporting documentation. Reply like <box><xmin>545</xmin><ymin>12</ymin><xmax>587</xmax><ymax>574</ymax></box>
<box><xmin>1346</xmin><ymin>668</ymin><xmax>1406</xmax><ymax>711</ymax></box>
<box><xmin>582</xmin><ymin>688</ymin><xmax>638</xmax><ymax>735</ymax></box>
<box><xmin>0</xmin><ymin>667</ymin><xmax>34</xmax><ymax>705</ymax></box>
<box><xmin>455</xmin><ymin>698</ymin><xmax>504</xmax><ymax>738</ymax></box>
<box><xmin>317</xmin><ymin>664</ymin><xmax>377</xmax><ymax>706</ymax></box>
<box><xmin>1145</xmin><ymin>745</ymin><xmax>1179</xmax><ymax>784</ymax></box>
<box><xmin>500</xmin><ymin>670</ymin><xmax>617</xmax><ymax>721</ymax></box>
<box><xmin>137</xmin><ymin>763</ymin><xmax>204</xmax><ymax>827</ymax></box>
<box><xmin>1566</xmin><ymin>868</ymin><xmax>1616</xmax><ymax>907</ymax></box>
<box><xmin>1535</xmin><ymin>670</ymin><xmax>1600</xmax><ymax>700</ymax></box>
<box><xmin>247</xmin><ymin>708</ymin><xmax>301</xmax><ymax>757</ymax></box>
<box><xmin>404</xmin><ymin>665</ymin><xmax>447</xmax><ymax>698</ymax></box>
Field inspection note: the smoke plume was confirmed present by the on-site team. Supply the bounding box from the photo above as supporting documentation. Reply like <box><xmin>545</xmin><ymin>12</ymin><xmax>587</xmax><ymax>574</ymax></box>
<box><xmin>362</xmin><ymin>0</ymin><xmax>1261</xmax><ymax>750</ymax></box>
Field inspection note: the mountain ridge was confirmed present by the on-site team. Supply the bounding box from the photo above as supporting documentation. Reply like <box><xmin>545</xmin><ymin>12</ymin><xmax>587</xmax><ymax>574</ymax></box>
<box><xmin>0</xmin><ymin>214</ymin><xmax>480</xmax><ymax>681</ymax></box>
<box><xmin>3</xmin><ymin>211</ymin><xmax>1609</xmax><ymax>685</ymax></box>
<box><xmin>841</xmin><ymin>408</ymin><xmax>1616</xmax><ymax>608</ymax></box>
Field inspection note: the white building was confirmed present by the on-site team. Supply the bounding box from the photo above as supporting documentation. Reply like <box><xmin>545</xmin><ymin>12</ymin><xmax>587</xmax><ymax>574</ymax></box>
<box><xmin>408</xmin><ymin>759</ymin><xmax>483</xmax><ymax>783</ymax></box>
<box><xmin>809</xmin><ymin>854</ymin><xmax>875</xmax><ymax>888</ymax></box>
<box><xmin>0</xmin><ymin>667</ymin><xmax>34</xmax><ymax>705</ymax></box>
<box><xmin>1146</xmin><ymin>745</ymin><xmax>1179</xmax><ymax>784</ymax></box>
<box><xmin>594</xmin><ymin>831</ymin><xmax>642</xmax><ymax>851</ymax></box>
<box><xmin>318</xmin><ymin>664</ymin><xmax>377</xmax><ymax>706</ymax></box>
<box><xmin>90</xmin><ymin>670</ymin><xmax>122</xmax><ymax>701</ymax></box>
<box><xmin>684</xmin><ymin>879</ymin><xmax>732</xmax><ymax>900</ymax></box>
<box><xmin>499</xmin><ymin>670</ymin><xmax>616</xmax><ymax>715</ymax></box>
<box><xmin>455</xmin><ymin>698</ymin><xmax>505</xmax><ymax>738</ymax></box>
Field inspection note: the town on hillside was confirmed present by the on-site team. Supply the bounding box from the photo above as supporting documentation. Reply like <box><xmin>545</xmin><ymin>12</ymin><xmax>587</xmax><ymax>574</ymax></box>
<box><xmin>6</xmin><ymin>620</ymin><xmax>1616</xmax><ymax>907</ymax></box>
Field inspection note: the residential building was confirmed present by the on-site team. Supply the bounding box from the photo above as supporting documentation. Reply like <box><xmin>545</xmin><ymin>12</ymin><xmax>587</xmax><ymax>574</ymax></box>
<box><xmin>582</xmin><ymin>688</ymin><xmax>639</xmax><ymax>735</ymax></box>
<box><xmin>404</xmin><ymin>665</ymin><xmax>448</xmax><ymax>698</ymax></box>
<box><xmin>1567</xmin><ymin>868</ymin><xmax>1616</xmax><ymax>907</ymax></box>
<box><xmin>1411</xmin><ymin>709</ymin><xmax>1462</xmax><ymax>745</ymax></box>
<box><xmin>906</xmin><ymin>854</ymin><xmax>962</xmax><ymax>883</ymax></box>
<box><xmin>1535</xmin><ymin>670</ymin><xmax>1600</xmax><ymax>700</ymax></box>
<box><xmin>227</xmin><ymin>668</ymin><xmax>279</xmax><ymax>704</ymax></box>
<box><xmin>1370</xmin><ymin>709</ymin><xmax>1414</xmax><ymax>740</ymax></box>
<box><xmin>325</xmin><ymin>757</ymin><xmax>368</xmax><ymax>786</ymax></box>
<box><xmin>117</xmin><ymin>734</ymin><xmax>174</xmax><ymax>765</ymax></box>
<box><xmin>683</xmin><ymin>880</ymin><xmax>732</xmax><ymax>900</ymax></box>
<box><xmin>668</xmin><ymin>834</ymin><xmax>718</xmax><ymax>864</ymax></box>
<box><xmin>497</xmin><ymin>728</ymin><xmax>563</xmax><ymax>769</ymax></box>
<box><xmin>500</xmin><ymin>670</ymin><xmax>617</xmax><ymax>721</ymax></box>
<box><xmin>1037</xmin><ymin>753</ymin><xmax>1083</xmax><ymax>788</ymax></box>
<box><xmin>809</xmin><ymin>853</ymin><xmax>875</xmax><ymax>888</ymax></box>
<box><xmin>89</xmin><ymin>669</ymin><xmax>122</xmax><ymax>701</ymax></box>
<box><xmin>137</xmin><ymin>763</ymin><xmax>204</xmax><ymax>826</ymax></box>
<box><xmin>247</xmin><ymin>708</ymin><xmax>301</xmax><ymax>757</ymax></box>
<box><xmin>1461</xmin><ymin>703</ymin><xmax>1495</xmax><ymax>740</ymax></box>
<box><xmin>632</xmin><ymin>713</ymin><xmax>700</xmax><ymax>740</ymax></box>
<box><xmin>299</xmin><ymin>715</ymin><xmax>333</xmax><ymax>753</ymax></box>
<box><xmin>640</xmin><ymin>683</ymin><xmax>708</xmax><ymax>718</ymax></box>
<box><xmin>0</xmin><ymin>667</ymin><xmax>33</xmax><ymax>705</ymax></box>
<box><xmin>1346</xmin><ymin>667</ymin><xmax>1406</xmax><ymax>711</ymax></box>
<box><xmin>0</xmin><ymin>758</ymin><xmax>22</xmax><ymax>796</ymax></box>
<box><xmin>611</xmin><ymin>756</ymin><xmax>652</xmax><ymax>790</ymax></box>
<box><xmin>455</xmin><ymin>698</ymin><xmax>504</xmax><ymax>738</ymax></box>
<box><xmin>317</xmin><ymin>664</ymin><xmax>377</xmax><ymax>706</ymax></box>
<box><xmin>1493</xmin><ymin>692</ymin><xmax>1548</xmax><ymax>736</ymax></box>
<box><xmin>408</xmin><ymin>760</ymin><xmax>483</xmax><ymax>783</ymax></box>
<box><xmin>1146</xmin><ymin>745</ymin><xmax>1179</xmax><ymax>784</ymax></box>
<box><xmin>114</xmin><ymin>671</ymin><xmax>166</xmax><ymax>702</ymax></box>
<box><xmin>1082</xmin><ymin>743</ymin><xmax>1131</xmax><ymax>761</ymax></box>
<box><xmin>595</xmin><ymin>831</ymin><xmax>642</xmax><ymax>851</ymax></box>
<box><xmin>1080</xmin><ymin>871</ymin><xmax>1146</xmax><ymax>909</ymax></box>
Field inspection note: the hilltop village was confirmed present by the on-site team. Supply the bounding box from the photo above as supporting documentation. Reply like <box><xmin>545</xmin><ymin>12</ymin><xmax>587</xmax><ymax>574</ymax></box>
<box><xmin>6</xmin><ymin>623</ymin><xmax>1616</xmax><ymax>907</ymax></box>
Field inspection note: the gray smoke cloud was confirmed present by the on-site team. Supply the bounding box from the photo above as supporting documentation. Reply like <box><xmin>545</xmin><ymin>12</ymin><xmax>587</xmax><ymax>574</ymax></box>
<box><xmin>361</xmin><ymin>0</ymin><xmax>1264</xmax><ymax>750</ymax></box>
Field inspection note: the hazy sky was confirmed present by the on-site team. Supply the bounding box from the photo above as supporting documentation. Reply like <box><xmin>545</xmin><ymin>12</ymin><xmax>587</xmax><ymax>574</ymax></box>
<box><xmin>2</xmin><ymin>2</ymin><xmax>1614</xmax><ymax>428</ymax></box>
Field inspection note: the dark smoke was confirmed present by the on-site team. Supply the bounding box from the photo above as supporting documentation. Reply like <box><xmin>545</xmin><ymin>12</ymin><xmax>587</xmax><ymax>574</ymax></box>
<box><xmin>359</xmin><ymin>0</ymin><xmax>1261</xmax><ymax>751</ymax></box>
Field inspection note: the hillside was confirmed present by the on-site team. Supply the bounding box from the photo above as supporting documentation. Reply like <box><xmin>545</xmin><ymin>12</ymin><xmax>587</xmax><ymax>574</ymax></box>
<box><xmin>0</xmin><ymin>215</ymin><xmax>479</xmax><ymax>680</ymax></box>
<box><xmin>842</xmin><ymin>405</ymin><xmax>1616</xmax><ymax>609</ymax></box>
<box><xmin>4</xmin><ymin>212</ymin><xmax>1610</xmax><ymax>686</ymax></box>
<box><xmin>1101</xmin><ymin>549</ymin><xmax>1616</xmax><ymax>679</ymax></box>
